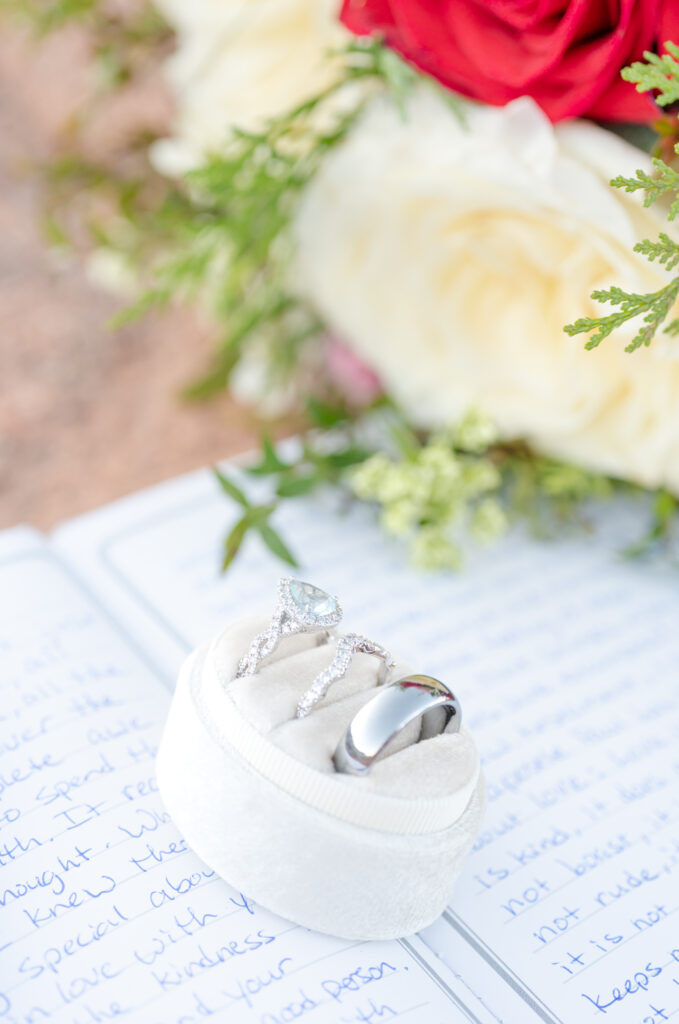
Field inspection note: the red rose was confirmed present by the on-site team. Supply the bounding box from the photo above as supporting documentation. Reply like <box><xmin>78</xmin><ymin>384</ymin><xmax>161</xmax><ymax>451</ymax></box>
<box><xmin>340</xmin><ymin>0</ymin><xmax>679</xmax><ymax>122</ymax></box>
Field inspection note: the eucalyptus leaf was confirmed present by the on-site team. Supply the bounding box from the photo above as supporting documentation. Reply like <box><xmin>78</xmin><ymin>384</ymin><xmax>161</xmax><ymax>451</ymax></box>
<box><xmin>306</xmin><ymin>396</ymin><xmax>351</xmax><ymax>429</ymax></box>
<box><xmin>213</xmin><ymin>468</ymin><xmax>250</xmax><ymax>508</ymax></box>
<box><xmin>246</xmin><ymin>437</ymin><xmax>290</xmax><ymax>476</ymax></box>
<box><xmin>257</xmin><ymin>523</ymin><xmax>299</xmax><ymax>567</ymax></box>
<box><xmin>324</xmin><ymin>446</ymin><xmax>372</xmax><ymax>470</ymax></box>
<box><xmin>222</xmin><ymin>514</ymin><xmax>251</xmax><ymax>570</ymax></box>
<box><xmin>276</xmin><ymin>474</ymin><xmax>319</xmax><ymax>498</ymax></box>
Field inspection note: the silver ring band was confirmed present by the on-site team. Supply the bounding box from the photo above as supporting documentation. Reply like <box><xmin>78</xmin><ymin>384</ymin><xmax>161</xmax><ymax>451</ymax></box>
<box><xmin>333</xmin><ymin>674</ymin><xmax>461</xmax><ymax>775</ymax></box>
<box><xmin>236</xmin><ymin>578</ymin><xmax>342</xmax><ymax>678</ymax></box>
<box><xmin>296</xmin><ymin>633</ymin><xmax>395</xmax><ymax>718</ymax></box>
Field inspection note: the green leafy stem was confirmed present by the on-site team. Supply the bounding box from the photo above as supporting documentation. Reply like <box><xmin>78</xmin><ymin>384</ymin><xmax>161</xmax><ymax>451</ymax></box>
<box><xmin>214</xmin><ymin>407</ymin><xmax>372</xmax><ymax>569</ymax></box>
<box><xmin>114</xmin><ymin>38</ymin><xmax>458</xmax><ymax>399</ymax></box>
<box><xmin>213</xmin><ymin>405</ymin><xmax>677</xmax><ymax>573</ymax></box>
<box><xmin>564</xmin><ymin>41</ymin><xmax>679</xmax><ymax>352</ymax></box>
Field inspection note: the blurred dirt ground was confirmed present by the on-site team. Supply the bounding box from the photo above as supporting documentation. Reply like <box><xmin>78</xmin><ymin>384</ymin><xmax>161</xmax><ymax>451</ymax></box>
<box><xmin>0</xmin><ymin>20</ymin><xmax>259</xmax><ymax>531</ymax></box>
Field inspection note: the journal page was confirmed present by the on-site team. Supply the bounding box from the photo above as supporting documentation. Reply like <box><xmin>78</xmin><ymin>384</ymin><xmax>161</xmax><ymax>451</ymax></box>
<box><xmin>55</xmin><ymin>466</ymin><xmax>679</xmax><ymax>1024</ymax></box>
<box><xmin>0</xmin><ymin>526</ymin><xmax>482</xmax><ymax>1023</ymax></box>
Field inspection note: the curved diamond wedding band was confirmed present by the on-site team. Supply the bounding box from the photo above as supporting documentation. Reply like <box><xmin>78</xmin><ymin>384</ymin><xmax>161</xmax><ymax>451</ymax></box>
<box><xmin>296</xmin><ymin>633</ymin><xmax>396</xmax><ymax>719</ymax></box>
<box><xmin>236</xmin><ymin>578</ymin><xmax>342</xmax><ymax>678</ymax></box>
<box><xmin>333</xmin><ymin>674</ymin><xmax>461</xmax><ymax>775</ymax></box>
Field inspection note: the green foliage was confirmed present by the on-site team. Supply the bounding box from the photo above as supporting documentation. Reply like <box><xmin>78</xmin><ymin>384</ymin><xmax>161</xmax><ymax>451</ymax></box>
<box><xmin>116</xmin><ymin>88</ymin><xmax>345</xmax><ymax>394</ymax></box>
<box><xmin>621</xmin><ymin>42</ymin><xmax>679</xmax><ymax>107</ymax></box>
<box><xmin>565</xmin><ymin>279</ymin><xmax>679</xmax><ymax>352</ymax></box>
<box><xmin>15</xmin><ymin>7</ymin><xmax>679</xmax><ymax>569</ymax></box>
<box><xmin>7</xmin><ymin>0</ymin><xmax>179</xmax><ymax>288</ymax></box>
<box><xmin>564</xmin><ymin>44</ymin><xmax>679</xmax><ymax>352</ymax></box>
<box><xmin>623</xmin><ymin>488</ymin><xmax>678</xmax><ymax>557</ymax></box>
<box><xmin>503</xmin><ymin>451</ymin><xmax>615</xmax><ymax>537</ymax></box>
<box><xmin>353</xmin><ymin>443</ymin><xmax>497</xmax><ymax>526</ymax></box>
<box><xmin>8</xmin><ymin>0</ymin><xmax>170</xmax><ymax>88</ymax></box>
<box><xmin>351</xmin><ymin>415</ymin><xmax>506</xmax><ymax>571</ymax></box>
<box><xmin>339</xmin><ymin>38</ymin><xmax>465</xmax><ymax>122</ymax></box>
<box><xmin>213</xmin><ymin>398</ymin><xmax>377</xmax><ymax>569</ymax></box>
<box><xmin>214</xmin><ymin>410</ymin><xmax>677</xmax><ymax>574</ymax></box>
<box><xmin>116</xmin><ymin>38</ymin><xmax>460</xmax><ymax>397</ymax></box>
<box><xmin>218</xmin><ymin>411</ymin><xmax>507</xmax><ymax>574</ymax></box>
<box><xmin>532</xmin><ymin>460</ymin><xmax>613</xmax><ymax>502</ymax></box>
<box><xmin>215</xmin><ymin>412</ymin><xmax>507</xmax><ymax>574</ymax></box>
<box><xmin>214</xmin><ymin>468</ymin><xmax>299</xmax><ymax>570</ymax></box>
<box><xmin>38</xmin><ymin>150</ymin><xmax>185</xmax><ymax>278</ymax></box>
<box><xmin>214</xmin><ymin>410</ymin><xmax>666</xmax><ymax>574</ymax></box>
<box><xmin>245</xmin><ymin>431</ymin><xmax>372</xmax><ymax>501</ymax></box>
<box><xmin>634</xmin><ymin>232</ymin><xmax>679</xmax><ymax>270</ymax></box>
<box><xmin>610</xmin><ymin>160</ymin><xmax>679</xmax><ymax>218</ymax></box>
<box><xmin>5</xmin><ymin>0</ymin><xmax>94</xmax><ymax>33</ymax></box>
<box><xmin>19</xmin><ymin>21</ymin><xmax>459</xmax><ymax>400</ymax></box>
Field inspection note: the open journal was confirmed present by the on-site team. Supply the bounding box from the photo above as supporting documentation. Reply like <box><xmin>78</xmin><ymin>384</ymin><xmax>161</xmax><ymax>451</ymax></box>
<box><xmin>2</xmin><ymin>462</ymin><xmax>679</xmax><ymax>1024</ymax></box>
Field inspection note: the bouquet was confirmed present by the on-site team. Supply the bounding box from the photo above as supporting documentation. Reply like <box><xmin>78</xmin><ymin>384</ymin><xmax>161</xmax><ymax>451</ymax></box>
<box><xmin>24</xmin><ymin>0</ymin><xmax>679</xmax><ymax>570</ymax></box>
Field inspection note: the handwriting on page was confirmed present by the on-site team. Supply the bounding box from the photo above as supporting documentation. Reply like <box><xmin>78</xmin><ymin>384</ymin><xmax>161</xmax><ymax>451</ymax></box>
<box><xmin>0</xmin><ymin>550</ymin><xmax>466</xmax><ymax>1024</ymax></box>
<box><xmin>77</xmin><ymin>487</ymin><xmax>679</xmax><ymax>1023</ymax></box>
<box><xmin>425</xmin><ymin>546</ymin><xmax>679</xmax><ymax>1024</ymax></box>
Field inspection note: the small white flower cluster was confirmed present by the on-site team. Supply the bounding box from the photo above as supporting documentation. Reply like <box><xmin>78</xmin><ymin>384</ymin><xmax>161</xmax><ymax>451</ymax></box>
<box><xmin>351</xmin><ymin>414</ymin><xmax>507</xmax><ymax>570</ymax></box>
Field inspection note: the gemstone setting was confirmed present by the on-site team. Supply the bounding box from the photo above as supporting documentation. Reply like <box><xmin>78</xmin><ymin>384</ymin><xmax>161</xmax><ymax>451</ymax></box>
<box><xmin>279</xmin><ymin>578</ymin><xmax>342</xmax><ymax>628</ymax></box>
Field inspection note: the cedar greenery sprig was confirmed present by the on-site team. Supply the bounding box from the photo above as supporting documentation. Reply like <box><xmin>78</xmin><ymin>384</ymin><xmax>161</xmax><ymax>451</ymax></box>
<box><xmin>565</xmin><ymin>279</ymin><xmax>679</xmax><ymax>352</ymax></box>
<box><xmin>621</xmin><ymin>41</ymin><xmax>679</xmax><ymax>108</ymax></box>
<box><xmin>635</xmin><ymin>231</ymin><xmax>679</xmax><ymax>269</ymax></box>
<box><xmin>116</xmin><ymin>37</ymin><xmax>451</xmax><ymax>399</ymax></box>
<box><xmin>564</xmin><ymin>42</ymin><xmax>679</xmax><ymax>352</ymax></box>
<box><xmin>610</xmin><ymin>161</ymin><xmax>679</xmax><ymax>217</ymax></box>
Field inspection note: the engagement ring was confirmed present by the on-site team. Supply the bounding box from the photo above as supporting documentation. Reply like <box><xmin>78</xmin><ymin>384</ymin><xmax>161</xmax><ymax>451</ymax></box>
<box><xmin>236</xmin><ymin>578</ymin><xmax>342</xmax><ymax>678</ymax></box>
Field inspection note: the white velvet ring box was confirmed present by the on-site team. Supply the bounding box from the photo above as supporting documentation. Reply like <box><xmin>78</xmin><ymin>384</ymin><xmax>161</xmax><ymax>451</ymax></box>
<box><xmin>156</xmin><ymin>615</ymin><xmax>485</xmax><ymax>940</ymax></box>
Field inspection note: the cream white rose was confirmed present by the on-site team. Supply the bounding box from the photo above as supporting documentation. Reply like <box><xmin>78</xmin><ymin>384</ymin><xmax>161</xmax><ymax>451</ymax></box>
<box><xmin>151</xmin><ymin>0</ymin><xmax>350</xmax><ymax>175</ymax></box>
<box><xmin>293</xmin><ymin>92</ymin><xmax>679</xmax><ymax>492</ymax></box>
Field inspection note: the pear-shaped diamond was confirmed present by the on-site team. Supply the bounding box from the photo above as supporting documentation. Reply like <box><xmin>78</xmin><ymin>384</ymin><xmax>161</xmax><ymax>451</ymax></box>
<box><xmin>280</xmin><ymin>578</ymin><xmax>341</xmax><ymax>627</ymax></box>
<box><xmin>289</xmin><ymin>580</ymin><xmax>337</xmax><ymax>619</ymax></box>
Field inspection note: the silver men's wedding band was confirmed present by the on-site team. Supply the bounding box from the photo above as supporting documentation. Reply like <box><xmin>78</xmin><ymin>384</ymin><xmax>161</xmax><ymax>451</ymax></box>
<box><xmin>333</xmin><ymin>674</ymin><xmax>461</xmax><ymax>775</ymax></box>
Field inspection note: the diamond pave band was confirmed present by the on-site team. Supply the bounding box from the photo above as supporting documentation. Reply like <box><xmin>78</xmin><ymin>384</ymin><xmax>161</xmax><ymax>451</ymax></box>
<box><xmin>236</xmin><ymin>578</ymin><xmax>342</xmax><ymax>678</ymax></box>
<box><xmin>296</xmin><ymin>633</ymin><xmax>396</xmax><ymax>718</ymax></box>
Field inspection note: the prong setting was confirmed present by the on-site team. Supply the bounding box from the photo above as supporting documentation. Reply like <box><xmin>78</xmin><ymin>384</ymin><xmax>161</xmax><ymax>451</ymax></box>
<box><xmin>278</xmin><ymin>577</ymin><xmax>342</xmax><ymax>629</ymax></box>
<box><xmin>235</xmin><ymin>578</ymin><xmax>341</xmax><ymax>678</ymax></box>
